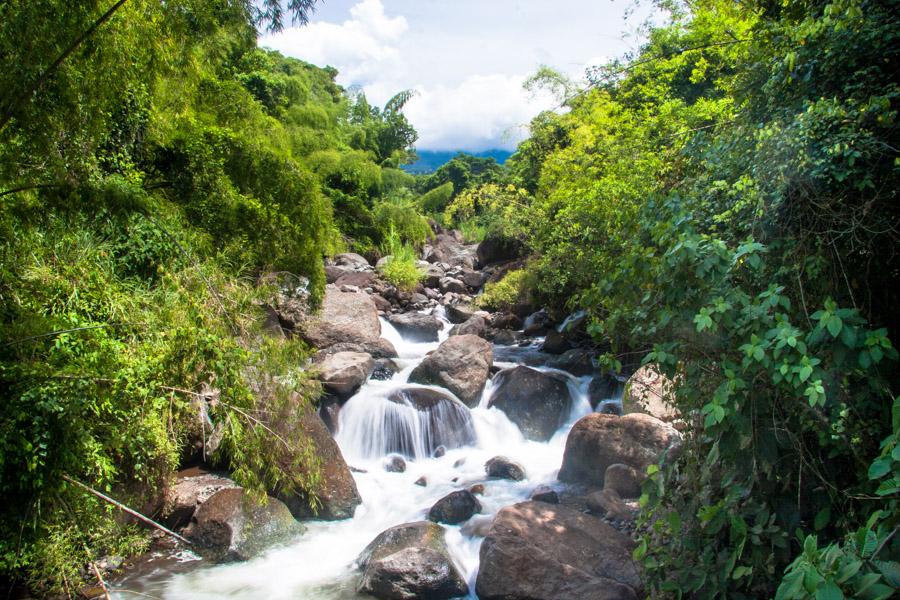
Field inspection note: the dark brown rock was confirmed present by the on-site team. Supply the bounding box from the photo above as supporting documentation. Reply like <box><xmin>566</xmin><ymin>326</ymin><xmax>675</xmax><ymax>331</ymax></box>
<box><xmin>475</xmin><ymin>501</ymin><xmax>641</xmax><ymax>600</ymax></box>
<box><xmin>604</xmin><ymin>463</ymin><xmax>643</xmax><ymax>499</ymax></box>
<box><xmin>488</xmin><ymin>366</ymin><xmax>571</xmax><ymax>441</ymax></box>
<box><xmin>163</xmin><ymin>473</ymin><xmax>238</xmax><ymax>530</ymax></box>
<box><xmin>557</xmin><ymin>413</ymin><xmax>682</xmax><ymax>488</ymax></box>
<box><xmin>409</xmin><ymin>335</ymin><xmax>492</xmax><ymax>407</ymax></box>
<box><xmin>485</xmin><ymin>456</ymin><xmax>525</xmax><ymax>481</ymax></box>
<box><xmin>427</xmin><ymin>490</ymin><xmax>482</xmax><ymax>525</ymax></box>
<box><xmin>529</xmin><ymin>485</ymin><xmax>559</xmax><ymax>504</ymax></box>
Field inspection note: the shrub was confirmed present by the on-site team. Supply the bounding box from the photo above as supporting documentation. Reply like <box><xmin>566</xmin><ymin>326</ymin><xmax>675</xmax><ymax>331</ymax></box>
<box><xmin>379</xmin><ymin>227</ymin><xmax>423</xmax><ymax>292</ymax></box>
<box><xmin>476</xmin><ymin>269</ymin><xmax>529</xmax><ymax>311</ymax></box>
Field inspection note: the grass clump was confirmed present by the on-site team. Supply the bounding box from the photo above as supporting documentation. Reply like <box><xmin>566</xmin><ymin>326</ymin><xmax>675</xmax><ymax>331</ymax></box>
<box><xmin>379</xmin><ymin>227</ymin><xmax>424</xmax><ymax>292</ymax></box>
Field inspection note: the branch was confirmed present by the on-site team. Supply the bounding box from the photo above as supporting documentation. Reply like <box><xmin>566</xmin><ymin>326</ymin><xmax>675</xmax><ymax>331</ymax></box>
<box><xmin>0</xmin><ymin>0</ymin><xmax>131</xmax><ymax>133</ymax></box>
<box><xmin>62</xmin><ymin>475</ymin><xmax>191</xmax><ymax>545</ymax></box>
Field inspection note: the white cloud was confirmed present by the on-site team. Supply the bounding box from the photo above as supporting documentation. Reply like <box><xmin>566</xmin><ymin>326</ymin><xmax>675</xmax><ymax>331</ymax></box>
<box><xmin>259</xmin><ymin>0</ymin><xmax>656</xmax><ymax>151</ymax></box>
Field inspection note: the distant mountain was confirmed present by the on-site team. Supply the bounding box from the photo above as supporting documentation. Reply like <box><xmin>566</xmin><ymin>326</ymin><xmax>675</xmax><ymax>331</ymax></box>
<box><xmin>402</xmin><ymin>149</ymin><xmax>513</xmax><ymax>174</ymax></box>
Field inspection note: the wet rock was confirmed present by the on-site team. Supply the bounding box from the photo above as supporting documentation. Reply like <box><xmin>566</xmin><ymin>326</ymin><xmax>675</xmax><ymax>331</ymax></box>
<box><xmin>488</xmin><ymin>366</ymin><xmax>572</xmax><ymax>441</ymax></box>
<box><xmin>439</xmin><ymin>277</ymin><xmax>467</xmax><ymax>294</ymax></box>
<box><xmin>449</xmin><ymin>314</ymin><xmax>487</xmax><ymax>338</ymax></box>
<box><xmin>357</xmin><ymin>521</ymin><xmax>469</xmax><ymax>600</ymax></box>
<box><xmin>586</xmin><ymin>489</ymin><xmax>633</xmax><ymax>522</ymax></box>
<box><xmin>302</xmin><ymin>286</ymin><xmax>381</xmax><ymax>350</ymax></box>
<box><xmin>485</xmin><ymin>456</ymin><xmax>526</xmax><ymax>481</ymax></box>
<box><xmin>445</xmin><ymin>302</ymin><xmax>476</xmax><ymax>324</ymax></box>
<box><xmin>316</xmin><ymin>351</ymin><xmax>374</xmax><ymax>398</ymax></box>
<box><xmin>492</xmin><ymin>312</ymin><xmax>523</xmax><ymax>330</ymax></box>
<box><xmin>469</xmin><ymin>484</ymin><xmax>485</xmax><ymax>495</ymax></box>
<box><xmin>163</xmin><ymin>473</ymin><xmax>239</xmax><ymax>530</ymax></box>
<box><xmin>183</xmin><ymin>488</ymin><xmax>301</xmax><ymax>562</ymax></box>
<box><xmin>385</xmin><ymin>387</ymin><xmax>477</xmax><ymax>456</ymax></box>
<box><xmin>385</xmin><ymin>455</ymin><xmax>407</xmax><ymax>473</ymax></box>
<box><xmin>432</xmin><ymin>445</ymin><xmax>446</xmax><ymax>458</ymax></box>
<box><xmin>604</xmin><ymin>464</ymin><xmax>642</xmax><ymax>499</ymax></box>
<box><xmin>387</xmin><ymin>312</ymin><xmax>443</xmax><ymax>343</ymax></box>
<box><xmin>529</xmin><ymin>485</ymin><xmax>559</xmax><ymax>504</ymax></box>
<box><xmin>371</xmin><ymin>358</ymin><xmax>399</xmax><ymax>381</ymax></box>
<box><xmin>333</xmin><ymin>252</ymin><xmax>371</xmax><ymax>269</ymax></box>
<box><xmin>476</xmin><ymin>233</ymin><xmax>524</xmax><ymax>267</ymax></box>
<box><xmin>523</xmin><ymin>309</ymin><xmax>551</xmax><ymax>336</ymax></box>
<box><xmin>274</xmin><ymin>402</ymin><xmax>361</xmax><ymax>521</ymax></box>
<box><xmin>409</xmin><ymin>292</ymin><xmax>428</xmax><ymax>305</ymax></box>
<box><xmin>475</xmin><ymin>501</ymin><xmax>641</xmax><ymax>600</ymax></box>
<box><xmin>318</xmin><ymin>396</ymin><xmax>341</xmax><ymax>433</ymax></box>
<box><xmin>541</xmin><ymin>329</ymin><xmax>572</xmax><ymax>354</ymax></box>
<box><xmin>492</xmin><ymin>329</ymin><xmax>519</xmax><ymax>345</ymax></box>
<box><xmin>409</xmin><ymin>335</ymin><xmax>493</xmax><ymax>407</ymax></box>
<box><xmin>546</xmin><ymin>348</ymin><xmax>597</xmax><ymax>376</ymax></box>
<box><xmin>589</xmin><ymin>374</ymin><xmax>626</xmax><ymax>409</ymax></box>
<box><xmin>558</xmin><ymin>413</ymin><xmax>682</xmax><ymax>488</ymax></box>
<box><xmin>454</xmin><ymin>458</ymin><xmax>466</xmax><ymax>468</ymax></box>
<box><xmin>427</xmin><ymin>490</ymin><xmax>482</xmax><ymax>525</ymax></box>
<box><xmin>415</xmin><ymin>476</ymin><xmax>427</xmax><ymax>487</ymax></box>
<box><xmin>461</xmin><ymin>514</ymin><xmax>493</xmax><ymax>538</ymax></box>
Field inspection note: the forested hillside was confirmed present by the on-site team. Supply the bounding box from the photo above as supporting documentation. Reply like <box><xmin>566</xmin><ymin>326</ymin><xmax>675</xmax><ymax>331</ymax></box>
<box><xmin>1</xmin><ymin>0</ymin><xmax>898</xmax><ymax>598</ymax></box>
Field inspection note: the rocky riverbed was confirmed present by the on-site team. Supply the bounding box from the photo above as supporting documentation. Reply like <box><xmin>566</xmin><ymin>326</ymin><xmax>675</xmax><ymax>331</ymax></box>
<box><xmin>109</xmin><ymin>227</ymin><xmax>683</xmax><ymax>600</ymax></box>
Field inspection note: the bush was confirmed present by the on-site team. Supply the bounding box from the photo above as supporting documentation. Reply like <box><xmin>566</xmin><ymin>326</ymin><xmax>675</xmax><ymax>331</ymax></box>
<box><xmin>476</xmin><ymin>269</ymin><xmax>529</xmax><ymax>311</ymax></box>
<box><xmin>379</xmin><ymin>227</ymin><xmax>423</xmax><ymax>292</ymax></box>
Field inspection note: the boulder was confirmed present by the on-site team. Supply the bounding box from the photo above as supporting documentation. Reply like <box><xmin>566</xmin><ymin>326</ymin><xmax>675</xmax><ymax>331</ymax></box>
<box><xmin>325</xmin><ymin>265</ymin><xmax>352</xmax><ymax>284</ymax></box>
<box><xmin>384</xmin><ymin>387</ymin><xmax>477</xmax><ymax>457</ymax></box>
<box><xmin>586</xmin><ymin>489</ymin><xmax>633</xmax><ymax>522</ymax></box>
<box><xmin>322</xmin><ymin>339</ymin><xmax>398</xmax><ymax>359</ymax></box>
<box><xmin>422</xmin><ymin>264</ymin><xmax>445</xmax><ymax>288</ymax></box>
<box><xmin>488</xmin><ymin>366</ymin><xmax>571</xmax><ymax>441</ymax></box>
<box><xmin>476</xmin><ymin>233</ymin><xmax>524</xmax><ymax>267</ymax></box>
<box><xmin>546</xmin><ymin>348</ymin><xmax>596</xmax><ymax>376</ymax></box>
<box><xmin>183</xmin><ymin>488</ymin><xmax>301</xmax><ymax>562</ymax></box>
<box><xmin>523</xmin><ymin>309</ymin><xmax>551</xmax><ymax>336</ymax></box>
<box><xmin>485</xmin><ymin>456</ymin><xmax>525</xmax><ymax>481</ymax></box>
<box><xmin>439</xmin><ymin>277</ymin><xmax>467</xmax><ymax>294</ymax></box>
<box><xmin>492</xmin><ymin>312</ymin><xmax>523</xmax><ymax>330</ymax></box>
<box><xmin>624</xmin><ymin>364</ymin><xmax>679</xmax><ymax>422</ymax></box>
<box><xmin>274</xmin><ymin>402</ymin><xmax>362</xmax><ymax>520</ymax></box>
<box><xmin>475</xmin><ymin>501</ymin><xmax>641</xmax><ymax>600</ymax></box>
<box><xmin>302</xmin><ymin>286</ymin><xmax>381</xmax><ymax>349</ymax></box>
<box><xmin>427</xmin><ymin>490</ymin><xmax>482</xmax><ymax>525</ymax></box>
<box><xmin>462</xmin><ymin>270</ymin><xmax>486</xmax><ymax>289</ymax></box>
<box><xmin>409</xmin><ymin>335</ymin><xmax>492</xmax><ymax>407</ymax></box>
<box><xmin>558</xmin><ymin>413</ymin><xmax>682</xmax><ymax>488</ymax></box>
<box><xmin>604</xmin><ymin>464</ymin><xmax>642</xmax><ymax>499</ymax></box>
<box><xmin>445</xmin><ymin>303</ymin><xmax>476</xmax><ymax>324</ymax></box>
<box><xmin>357</xmin><ymin>522</ymin><xmax>468</xmax><ymax>600</ymax></box>
<box><xmin>387</xmin><ymin>312</ymin><xmax>443</xmax><ymax>343</ymax></box>
<box><xmin>316</xmin><ymin>351</ymin><xmax>374</xmax><ymax>397</ymax></box>
<box><xmin>334</xmin><ymin>252</ymin><xmax>371</xmax><ymax>269</ymax></box>
<box><xmin>371</xmin><ymin>358</ymin><xmax>399</xmax><ymax>381</ymax></box>
<box><xmin>492</xmin><ymin>329</ymin><xmax>519</xmax><ymax>345</ymax></box>
<box><xmin>163</xmin><ymin>473</ymin><xmax>238</xmax><ymax>530</ymax></box>
<box><xmin>370</xmin><ymin>293</ymin><xmax>393</xmax><ymax>313</ymax></box>
<box><xmin>424</xmin><ymin>233</ymin><xmax>476</xmax><ymax>269</ymax></box>
<box><xmin>541</xmin><ymin>329</ymin><xmax>572</xmax><ymax>354</ymax></box>
<box><xmin>529</xmin><ymin>485</ymin><xmax>559</xmax><ymax>504</ymax></box>
<box><xmin>449</xmin><ymin>314</ymin><xmax>487</xmax><ymax>338</ymax></box>
<box><xmin>589</xmin><ymin>374</ymin><xmax>626</xmax><ymax>409</ymax></box>
<box><xmin>334</xmin><ymin>271</ymin><xmax>376</xmax><ymax>289</ymax></box>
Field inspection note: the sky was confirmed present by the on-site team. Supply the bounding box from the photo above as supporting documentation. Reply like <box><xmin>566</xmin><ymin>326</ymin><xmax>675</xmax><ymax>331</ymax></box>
<box><xmin>259</xmin><ymin>0</ymin><xmax>658</xmax><ymax>151</ymax></box>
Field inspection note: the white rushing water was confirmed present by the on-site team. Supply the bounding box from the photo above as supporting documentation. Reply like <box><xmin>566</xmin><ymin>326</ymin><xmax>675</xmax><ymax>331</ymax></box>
<box><xmin>114</xmin><ymin>312</ymin><xmax>611</xmax><ymax>600</ymax></box>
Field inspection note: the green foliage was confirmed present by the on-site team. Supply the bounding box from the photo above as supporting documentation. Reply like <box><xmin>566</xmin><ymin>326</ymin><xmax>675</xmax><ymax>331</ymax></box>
<box><xmin>379</xmin><ymin>227</ymin><xmax>424</xmax><ymax>292</ymax></box>
<box><xmin>417</xmin><ymin>153</ymin><xmax>505</xmax><ymax>199</ymax></box>
<box><xmin>476</xmin><ymin>269</ymin><xmax>529</xmax><ymax>312</ymax></box>
<box><xmin>419</xmin><ymin>181</ymin><xmax>455</xmax><ymax>215</ymax></box>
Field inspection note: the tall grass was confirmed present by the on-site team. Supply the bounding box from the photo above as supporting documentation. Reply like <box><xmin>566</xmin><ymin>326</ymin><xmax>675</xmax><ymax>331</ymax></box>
<box><xmin>379</xmin><ymin>226</ymin><xmax>423</xmax><ymax>292</ymax></box>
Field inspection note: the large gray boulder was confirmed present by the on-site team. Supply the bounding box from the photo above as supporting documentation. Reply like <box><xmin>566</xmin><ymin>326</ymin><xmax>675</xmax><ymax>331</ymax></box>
<box><xmin>162</xmin><ymin>472</ymin><xmax>238</xmax><ymax>530</ymax></box>
<box><xmin>558</xmin><ymin>412</ymin><xmax>682</xmax><ymax>488</ymax></box>
<box><xmin>316</xmin><ymin>351</ymin><xmax>374</xmax><ymax>397</ymax></box>
<box><xmin>387</xmin><ymin>312</ymin><xmax>443</xmax><ymax>343</ymax></box>
<box><xmin>273</xmin><ymin>402</ymin><xmax>362</xmax><ymax>520</ymax></box>
<box><xmin>475</xmin><ymin>501</ymin><xmax>641</xmax><ymax>600</ymax></box>
<box><xmin>449</xmin><ymin>314</ymin><xmax>487</xmax><ymax>338</ymax></box>
<box><xmin>445</xmin><ymin>303</ymin><xmax>476</xmax><ymax>324</ymax></box>
<box><xmin>183</xmin><ymin>488</ymin><xmax>301</xmax><ymax>562</ymax></box>
<box><xmin>409</xmin><ymin>335</ymin><xmax>493</xmax><ymax>407</ymax></box>
<box><xmin>302</xmin><ymin>286</ymin><xmax>381</xmax><ymax>349</ymax></box>
<box><xmin>357</xmin><ymin>521</ymin><xmax>469</xmax><ymax>600</ymax></box>
<box><xmin>333</xmin><ymin>252</ymin><xmax>371</xmax><ymax>269</ymax></box>
<box><xmin>385</xmin><ymin>387</ymin><xmax>477</xmax><ymax>457</ymax></box>
<box><xmin>488</xmin><ymin>366</ymin><xmax>571</xmax><ymax>441</ymax></box>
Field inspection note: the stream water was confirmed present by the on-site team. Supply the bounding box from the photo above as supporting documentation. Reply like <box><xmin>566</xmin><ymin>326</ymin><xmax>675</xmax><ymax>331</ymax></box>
<box><xmin>113</xmin><ymin>310</ymin><xmax>618</xmax><ymax>600</ymax></box>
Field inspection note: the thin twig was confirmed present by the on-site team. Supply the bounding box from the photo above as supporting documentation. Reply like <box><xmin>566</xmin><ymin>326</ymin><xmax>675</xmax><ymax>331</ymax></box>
<box><xmin>88</xmin><ymin>561</ymin><xmax>112</xmax><ymax>600</ymax></box>
<box><xmin>62</xmin><ymin>475</ymin><xmax>191</xmax><ymax>545</ymax></box>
